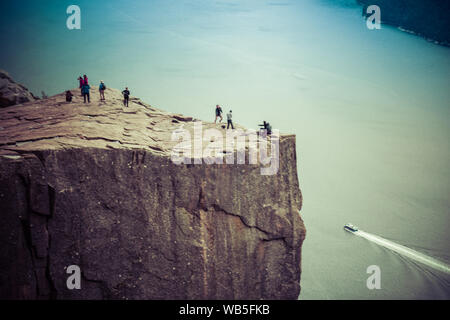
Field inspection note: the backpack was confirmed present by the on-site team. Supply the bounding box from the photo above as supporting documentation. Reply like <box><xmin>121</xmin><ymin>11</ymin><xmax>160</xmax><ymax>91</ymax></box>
<box><xmin>100</xmin><ymin>83</ymin><xmax>106</xmax><ymax>90</ymax></box>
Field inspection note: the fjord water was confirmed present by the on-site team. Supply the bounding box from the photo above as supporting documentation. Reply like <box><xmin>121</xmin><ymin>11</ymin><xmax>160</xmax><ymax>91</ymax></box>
<box><xmin>1</xmin><ymin>0</ymin><xmax>449</xmax><ymax>299</ymax></box>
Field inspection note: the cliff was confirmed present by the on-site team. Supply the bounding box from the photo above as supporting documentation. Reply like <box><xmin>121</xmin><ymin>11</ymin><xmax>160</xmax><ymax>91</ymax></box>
<box><xmin>357</xmin><ymin>0</ymin><xmax>450</xmax><ymax>46</ymax></box>
<box><xmin>0</xmin><ymin>85</ymin><xmax>305</xmax><ymax>299</ymax></box>
<box><xmin>0</xmin><ymin>70</ymin><xmax>38</xmax><ymax>108</ymax></box>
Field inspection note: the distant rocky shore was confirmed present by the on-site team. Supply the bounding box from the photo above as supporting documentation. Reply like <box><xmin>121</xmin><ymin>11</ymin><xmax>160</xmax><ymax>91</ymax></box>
<box><xmin>357</xmin><ymin>0</ymin><xmax>450</xmax><ymax>46</ymax></box>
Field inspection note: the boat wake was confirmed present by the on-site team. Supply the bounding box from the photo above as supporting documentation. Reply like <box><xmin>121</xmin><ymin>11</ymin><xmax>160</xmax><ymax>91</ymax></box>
<box><xmin>353</xmin><ymin>230</ymin><xmax>450</xmax><ymax>275</ymax></box>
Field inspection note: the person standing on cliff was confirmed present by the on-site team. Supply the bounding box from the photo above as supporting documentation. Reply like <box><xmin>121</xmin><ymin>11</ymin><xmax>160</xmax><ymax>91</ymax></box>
<box><xmin>227</xmin><ymin>110</ymin><xmax>234</xmax><ymax>129</ymax></box>
<box><xmin>215</xmin><ymin>105</ymin><xmax>223</xmax><ymax>123</ymax></box>
<box><xmin>78</xmin><ymin>76</ymin><xmax>84</xmax><ymax>96</ymax></box>
<box><xmin>81</xmin><ymin>82</ymin><xmax>90</xmax><ymax>103</ymax></box>
<box><xmin>122</xmin><ymin>87</ymin><xmax>130</xmax><ymax>107</ymax></box>
<box><xmin>99</xmin><ymin>80</ymin><xmax>106</xmax><ymax>101</ymax></box>
<box><xmin>83</xmin><ymin>74</ymin><xmax>89</xmax><ymax>85</ymax></box>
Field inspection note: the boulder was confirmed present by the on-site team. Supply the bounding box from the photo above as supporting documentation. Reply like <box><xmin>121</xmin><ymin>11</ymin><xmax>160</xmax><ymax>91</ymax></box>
<box><xmin>0</xmin><ymin>70</ymin><xmax>38</xmax><ymax>108</ymax></box>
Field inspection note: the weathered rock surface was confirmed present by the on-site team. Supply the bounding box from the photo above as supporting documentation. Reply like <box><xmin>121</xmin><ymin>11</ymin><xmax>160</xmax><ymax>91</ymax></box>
<box><xmin>0</xmin><ymin>70</ymin><xmax>38</xmax><ymax>108</ymax></box>
<box><xmin>0</xmin><ymin>85</ymin><xmax>305</xmax><ymax>299</ymax></box>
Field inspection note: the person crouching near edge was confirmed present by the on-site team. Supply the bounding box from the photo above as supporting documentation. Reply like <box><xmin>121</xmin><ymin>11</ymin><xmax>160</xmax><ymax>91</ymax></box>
<box><xmin>81</xmin><ymin>82</ymin><xmax>91</xmax><ymax>103</ymax></box>
<box><xmin>99</xmin><ymin>80</ymin><xmax>106</xmax><ymax>101</ymax></box>
<box><xmin>122</xmin><ymin>87</ymin><xmax>130</xmax><ymax>107</ymax></box>
<box><xmin>215</xmin><ymin>104</ymin><xmax>223</xmax><ymax>123</ymax></box>
<box><xmin>65</xmin><ymin>90</ymin><xmax>73</xmax><ymax>102</ymax></box>
<box><xmin>78</xmin><ymin>76</ymin><xmax>84</xmax><ymax>96</ymax></box>
<box><xmin>227</xmin><ymin>110</ymin><xmax>234</xmax><ymax>129</ymax></box>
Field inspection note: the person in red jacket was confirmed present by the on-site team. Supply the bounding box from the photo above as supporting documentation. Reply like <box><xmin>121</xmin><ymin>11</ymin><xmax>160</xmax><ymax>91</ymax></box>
<box><xmin>83</xmin><ymin>74</ymin><xmax>88</xmax><ymax>85</ymax></box>
<box><xmin>78</xmin><ymin>76</ymin><xmax>84</xmax><ymax>96</ymax></box>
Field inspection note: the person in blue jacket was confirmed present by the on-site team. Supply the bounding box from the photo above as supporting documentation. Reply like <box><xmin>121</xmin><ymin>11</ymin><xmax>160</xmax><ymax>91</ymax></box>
<box><xmin>81</xmin><ymin>82</ymin><xmax>90</xmax><ymax>103</ymax></box>
<box><xmin>99</xmin><ymin>80</ymin><xmax>106</xmax><ymax>101</ymax></box>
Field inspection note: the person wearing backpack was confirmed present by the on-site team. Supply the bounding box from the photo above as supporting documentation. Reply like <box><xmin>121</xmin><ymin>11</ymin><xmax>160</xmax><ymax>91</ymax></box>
<box><xmin>99</xmin><ymin>80</ymin><xmax>106</xmax><ymax>101</ymax></box>
<box><xmin>122</xmin><ymin>87</ymin><xmax>130</xmax><ymax>107</ymax></box>
<box><xmin>82</xmin><ymin>82</ymin><xmax>91</xmax><ymax>103</ymax></box>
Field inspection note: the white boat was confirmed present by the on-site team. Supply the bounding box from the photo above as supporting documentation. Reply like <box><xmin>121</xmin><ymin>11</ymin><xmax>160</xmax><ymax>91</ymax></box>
<box><xmin>344</xmin><ymin>223</ymin><xmax>358</xmax><ymax>233</ymax></box>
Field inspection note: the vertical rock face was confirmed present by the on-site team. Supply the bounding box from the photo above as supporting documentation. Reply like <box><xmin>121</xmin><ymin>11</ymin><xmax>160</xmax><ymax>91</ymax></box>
<box><xmin>0</xmin><ymin>86</ymin><xmax>305</xmax><ymax>300</ymax></box>
<box><xmin>0</xmin><ymin>70</ymin><xmax>38</xmax><ymax>108</ymax></box>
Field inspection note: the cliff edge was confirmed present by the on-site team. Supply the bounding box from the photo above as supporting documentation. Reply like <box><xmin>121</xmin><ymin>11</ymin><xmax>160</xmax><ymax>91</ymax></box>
<box><xmin>0</xmin><ymin>85</ymin><xmax>305</xmax><ymax>299</ymax></box>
